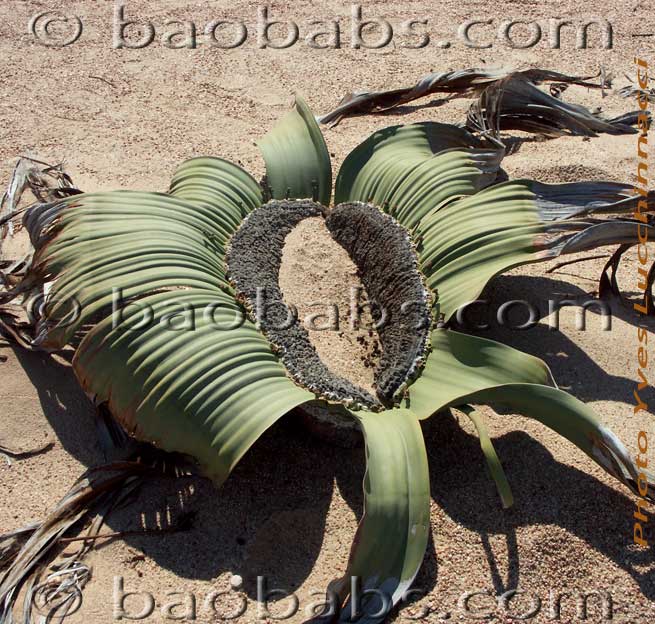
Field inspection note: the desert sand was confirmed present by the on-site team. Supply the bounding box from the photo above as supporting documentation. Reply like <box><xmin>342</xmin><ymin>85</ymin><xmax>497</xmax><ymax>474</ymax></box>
<box><xmin>1</xmin><ymin>0</ymin><xmax>654</xmax><ymax>622</ymax></box>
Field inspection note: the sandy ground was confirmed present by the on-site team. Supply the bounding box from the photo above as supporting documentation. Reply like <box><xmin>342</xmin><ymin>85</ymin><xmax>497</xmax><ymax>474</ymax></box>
<box><xmin>1</xmin><ymin>0</ymin><xmax>655</xmax><ymax>622</ymax></box>
<box><xmin>279</xmin><ymin>216</ymin><xmax>381</xmax><ymax>396</ymax></box>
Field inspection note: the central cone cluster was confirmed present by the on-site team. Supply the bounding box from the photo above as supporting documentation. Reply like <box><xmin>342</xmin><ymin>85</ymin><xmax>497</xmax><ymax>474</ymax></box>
<box><xmin>226</xmin><ymin>200</ymin><xmax>433</xmax><ymax>409</ymax></box>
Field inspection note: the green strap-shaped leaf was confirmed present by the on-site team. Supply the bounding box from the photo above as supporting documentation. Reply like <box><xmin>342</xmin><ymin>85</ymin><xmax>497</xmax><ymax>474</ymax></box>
<box><xmin>417</xmin><ymin>181</ymin><xmax>544</xmax><ymax>320</ymax></box>
<box><xmin>415</xmin><ymin>181</ymin><xmax>655</xmax><ymax>320</ymax></box>
<box><xmin>23</xmin><ymin>157</ymin><xmax>265</xmax><ymax>350</ymax></box>
<box><xmin>450</xmin><ymin>384</ymin><xmax>655</xmax><ymax>503</ymax></box>
<box><xmin>17</xmin><ymin>158</ymin><xmax>314</xmax><ymax>486</ymax></box>
<box><xmin>257</xmin><ymin>96</ymin><xmax>332</xmax><ymax>205</ymax></box>
<box><xmin>168</xmin><ymin>156</ymin><xmax>263</xmax><ymax>227</ymax></box>
<box><xmin>334</xmin><ymin>120</ymin><xmax>653</xmax><ymax>323</ymax></box>
<box><xmin>388</xmin><ymin>148</ymin><xmax>503</xmax><ymax>230</ymax></box>
<box><xmin>24</xmin><ymin>192</ymin><xmax>237</xmax><ymax>254</ymax></box>
<box><xmin>73</xmin><ymin>290</ymin><xmax>313</xmax><ymax>485</ymax></box>
<box><xmin>407</xmin><ymin>329</ymin><xmax>555</xmax><ymax>420</ymax></box>
<box><xmin>406</xmin><ymin>330</ymin><xmax>653</xmax><ymax>503</ymax></box>
<box><xmin>459</xmin><ymin>405</ymin><xmax>514</xmax><ymax>508</ymax></box>
<box><xmin>323</xmin><ymin>409</ymin><xmax>430</xmax><ymax>623</ymax></box>
<box><xmin>22</xmin><ymin>188</ymin><xmax>257</xmax><ymax>348</ymax></box>
<box><xmin>333</xmin><ymin>122</ymin><xmax>494</xmax><ymax>216</ymax></box>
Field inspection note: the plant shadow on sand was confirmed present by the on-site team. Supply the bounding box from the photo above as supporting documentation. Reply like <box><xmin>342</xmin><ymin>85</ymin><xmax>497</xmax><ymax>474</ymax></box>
<box><xmin>7</xmin><ymin>271</ymin><xmax>654</xmax><ymax>613</ymax></box>
<box><xmin>464</xmin><ymin>273</ymin><xmax>655</xmax><ymax>405</ymax></box>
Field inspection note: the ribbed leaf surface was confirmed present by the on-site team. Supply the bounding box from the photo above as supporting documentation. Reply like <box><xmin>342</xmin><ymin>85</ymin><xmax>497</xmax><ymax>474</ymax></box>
<box><xmin>14</xmin><ymin>156</ymin><xmax>317</xmax><ymax>486</ymax></box>
<box><xmin>416</xmin><ymin>181</ymin><xmax>654</xmax><ymax>320</ymax></box>
<box><xmin>336</xmin><ymin>122</ymin><xmax>653</xmax><ymax>323</ymax></box>
<box><xmin>26</xmin><ymin>191</ymin><xmax>247</xmax><ymax>348</ymax></box>
<box><xmin>388</xmin><ymin>148</ymin><xmax>503</xmax><ymax>230</ymax></box>
<box><xmin>417</xmin><ymin>182</ymin><xmax>543</xmax><ymax>319</ymax></box>
<box><xmin>333</xmin><ymin>123</ymin><xmax>496</xmax><ymax>222</ymax></box>
<box><xmin>74</xmin><ymin>290</ymin><xmax>312</xmax><ymax>484</ymax></box>
<box><xmin>257</xmin><ymin>96</ymin><xmax>332</xmax><ymax>205</ymax></box>
<box><xmin>168</xmin><ymin>156</ymin><xmax>263</xmax><ymax>229</ymax></box>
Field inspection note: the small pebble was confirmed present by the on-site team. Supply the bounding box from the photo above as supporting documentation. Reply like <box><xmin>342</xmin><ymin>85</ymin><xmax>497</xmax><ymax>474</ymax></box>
<box><xmin>230</xmin><ymin>574</ymin><xmax>243</xmax><ymax>589</ymax></box>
